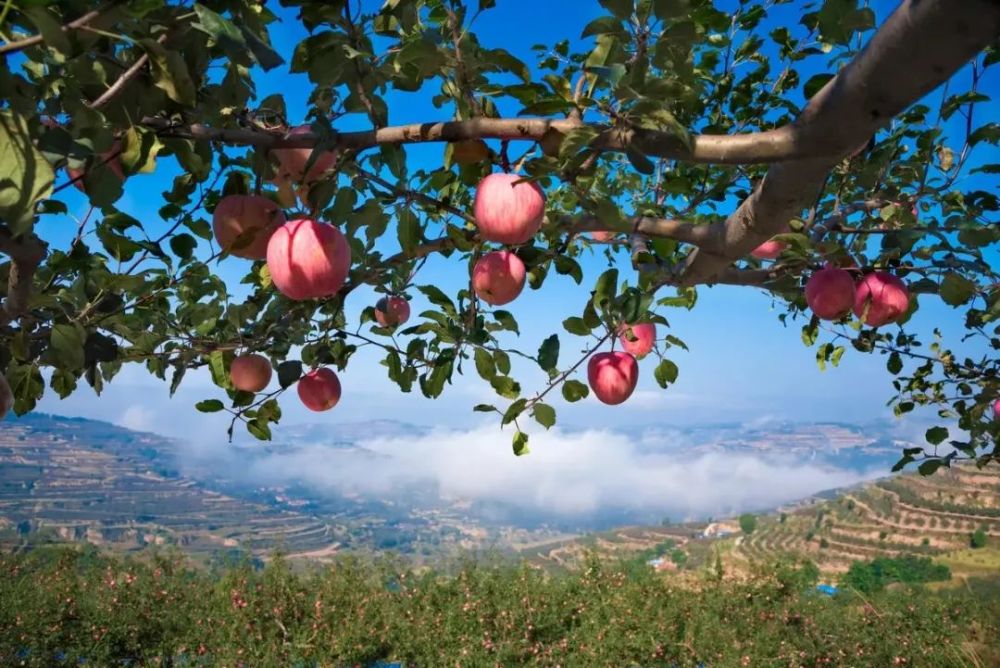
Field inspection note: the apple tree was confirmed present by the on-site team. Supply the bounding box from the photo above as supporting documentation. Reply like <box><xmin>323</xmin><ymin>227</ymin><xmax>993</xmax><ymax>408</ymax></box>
<box><xmin>0</xmin><ymin>0</ymin><xmax>998</xmax><ymax>472</ymax></box>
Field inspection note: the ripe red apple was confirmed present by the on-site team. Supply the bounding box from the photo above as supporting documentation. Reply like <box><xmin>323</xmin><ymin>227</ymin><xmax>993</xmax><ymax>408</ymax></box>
<box><xmin>0</xmin><ymin>373</ymin><xmax>12</xmax><ymax>421</ymax></box>
<box><xmin>805</xmin><ymin>266</ymin><xmax>856</xmax><ymax>321</ymax></box>
<box><xmin>375</xmin><ymin>296</ymin><xmax>411</xmax><ymax>327</ymax></box>
<box><xmin>473</xmin><ymin>173</ymin><xmax>546</xmax><ymax>245</ymax></box>
<box><xmin>854</xmin><ymin>271</ymin><xmax>910</xmax><ymax>326</ymax></box>
<box><xmin>617</xmin><ymin>323</ymin><xmax>656</xmax><ymax>359</ymax></box>
<box><xmin>993</xmin><ymin>398</ymin><xmax>1000</xmax><ymax>420</ymax></box>
<box><xmin>213</xmin><ymin>195</ymin><xmax>286</xmax><ymax>260</ymax></box>
<box><xmin>297</xmin><ymin>367</ymin><xmax>342</xmax><ymax>412</ymax></box>
<box><xmin>472</xmin><ymin>251</ymin><xmax>526</xmax><ymax>306</ymax></box>
<box><xmin>751</xmin><ymin>239</ymin><xmax>785</xmax><ymax>260</ymax></box>
<box><xmin>587</xmin><ymin>352</ymin><xmax>639</xmax><ymax>405</ymax></box>
<box><xmin>272</xmin><ymin>125</ymin><xmax>337</xmax><ymax>184</ymax></box>
<box><xmin>590</xmin><ymin>231</ymin><xmax>615</xmax><ymax>242</ymax></box>
<box><xmin>68</xmin><ymin>146</ymin><xmax>124</xmax><ymax>191</ymax></box>
<box><xmin>266</xmin><ymin>218</ymin><xmax>351</xmax><ymax>300</ymax></box>
<box><xmin>230</xmin><ymin>354</ymin><xmax>272</xmax><ymax>393</ymax></box>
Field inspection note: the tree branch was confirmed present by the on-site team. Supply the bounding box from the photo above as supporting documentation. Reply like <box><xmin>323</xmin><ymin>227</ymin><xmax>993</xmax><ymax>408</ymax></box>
<box><xmin>87</xmin><ymin>33</ymin><xmax>167</xmax><ymax>110</ymax></box>
<box><xmin>0</xmin><ymin>6</ymin><xmax>106</xmax><ymax>55</ymax></box>
<box><xmin>677</xmin><ymin>0</ymin><xmax>1000</xmax><ymax>286</ymax></box>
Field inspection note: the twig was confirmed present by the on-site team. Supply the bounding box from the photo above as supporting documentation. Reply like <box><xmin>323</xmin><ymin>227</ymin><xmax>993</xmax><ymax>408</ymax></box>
<box><xmin>0</xmin><ymin>5</ymin><xmax>107</xmax><ymax>55</ymax></box>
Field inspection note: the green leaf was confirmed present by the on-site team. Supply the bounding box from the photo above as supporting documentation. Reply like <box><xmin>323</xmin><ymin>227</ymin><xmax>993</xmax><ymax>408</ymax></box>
<box><xmin>490</xmin><ymin>375</ymin><xmax>520</xmax><ymax>399</ymax></box>
<box><xmin>141</xmin><ymin>38</ymin><xmax>197</xmax><ymax>106</ymax></box>
<box><xmin>247</xmin><ymin>418</ymin><xmax>272</xmax><ymax>441</ymax></box>
<box><xmin>397</xmin><ymin>208</ymin><xmax>422</xmax><ymax>255</ymax></box>
<box><xmin>196</xmin><ymin>399</ymin><xmax>225</xmax><ymax>413</ymax></box>
<box><xmin>887</xmin><ymin>352</ymin><xmax>902</xmax><ymax>375</ymax></box>
<box><xmin>593</xmin><ymin>268</ymin><xmax>619</xmax><ymax>311</ymax></box>
<box><xmin>562</xmin><ymin>317</ymin><xmax>591</xmax><ymax>336</ymax></box>
<box><xmin>209</xmin><ymin>350</ymin><xmax>231</xmax><ymax>389</ymax></box>
<box><xmin>803</xmin><ymin>73</ymin><xmax>834</xmax><ymax>99</ymax></box>
<box><xmin>581</xmin><ymin>16</ymin><xmax>622</xmax><ymax>38</ymax></box>
<box><xmin>917</xmin><ymin>459</ymin><xmax>943</xmax><ymax>477</ymax></box>
<box><xmin>512</xmin><ymin>430</ymin><xmax>530</xmax><ymax>456</ymax></box>
<box><xmin>474</xmin><ymin>348</ymin><xmax>496</xmax><ymax>380</ymax></box>
<box><xmin>23</xmin><ymin>7</ymin><xmax>71</xmax><ymax>54</ymax></box>
<box><xmin>925</xmin><ymin>426</ymin><xmax>948</xmax><ymax>446</ymax></box>
<box><xmin>50</xmin><ymin>323</ymin><xmax>86</xmax><ymax>371</ymax></box>
<box><xmin>600</xmin><ymin>0</ymin><xmax>633</xmax><ymax>19</ymax></box>
<box><xmin>532</xmin><ymin>403</ymin><xmax>556</xmax><ymax>429</ymax></box>
<box><xmin>502</xmin><ymin>398</ymin><xmax>528</xmax><ymax>425</ymax></box>
<box><xmin>0</xmin><ymin>111</ymin><xmax>55</xmax><ymax>234</ymax></box>
<box><xmin>654</xmin><ymin>358</ymin><xmax>678</xmax><ymax>388</ymax></box>
<box><xmin>562</xmin><ymin>379</ymin><xmax>589</xmax><ymax>402</ymax></box>
<box><xmin>625</xmin><ymin>145</ymin><xmax>655</xmax><ymax>174</ymax></box>
<box><xmin>939</xmin><ymin>274</ymin><xmax>976</xmax><ymax>307</ymax></box>
<box><xmin>537</xmin><ymin>335</ymin><xmax>560</xmax><ymax>372</ymax></box>
<box><xmin>473</xmin><ymin>403</ymin><xmax>497</xmax><ymax>413</ymax></box>
<box><xmin>277</xmin><ymin>360</ymin><xmax>302</xmax><ymax>388</ymax></box>
<box><xmin>169</xmin><ymin>233</ymin><xmax>197</xmax><ymax>260</ymax></box>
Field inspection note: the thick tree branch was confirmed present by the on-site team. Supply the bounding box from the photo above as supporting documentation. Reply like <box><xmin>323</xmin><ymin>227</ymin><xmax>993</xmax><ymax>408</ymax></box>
<box><xmin>141</xmin><ymin>117</ymin><xmax>826</xmax><ymax>166</ymax></box>
<box><xmin>677</xmin><ymin>0</ymin><xmax>1000</xmax><ymax>286</ymax></box>
<box><xmin>0</xmin><ymin>6</ymin><xmax>106</xmax><ymax>55</ymax></box>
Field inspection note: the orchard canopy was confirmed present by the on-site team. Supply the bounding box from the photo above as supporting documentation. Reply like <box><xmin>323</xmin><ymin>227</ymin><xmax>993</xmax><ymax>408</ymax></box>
<box><xmin>0</xmin><ymin>0</ymin><xmax>998</xmax><ymax>472</ymax></box>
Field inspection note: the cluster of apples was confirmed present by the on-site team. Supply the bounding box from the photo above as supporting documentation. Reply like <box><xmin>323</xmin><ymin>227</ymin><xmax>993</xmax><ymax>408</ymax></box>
<box><xmin>470</xmin><ymin>173</ymin><xmax>661</xmax><ymax>405</ymax></box>
<box><xmin>804</xmin><ymin>265</ymin><xmax>910</xmax><ymax>326</ymax></box>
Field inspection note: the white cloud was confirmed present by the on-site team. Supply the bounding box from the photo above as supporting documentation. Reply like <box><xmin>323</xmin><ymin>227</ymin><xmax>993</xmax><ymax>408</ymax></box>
<box><xmin>180</xmin><ymin>424</ymin><xmax>880</xmax><ymax>522</ymax></box>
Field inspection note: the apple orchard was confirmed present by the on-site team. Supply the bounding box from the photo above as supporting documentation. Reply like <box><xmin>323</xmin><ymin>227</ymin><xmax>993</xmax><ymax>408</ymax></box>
<box><xmin>0</xmin><ymin>1</ymin><xmax>998</xmax><ymax>473</ymax></box>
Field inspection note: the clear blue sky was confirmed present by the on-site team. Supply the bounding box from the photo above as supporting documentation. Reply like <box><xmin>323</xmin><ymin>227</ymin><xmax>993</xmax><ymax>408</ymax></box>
<box><xmin>32</xmin><ymin>0</ymin><xmax>998</xmax><ymax>443</ymax></box>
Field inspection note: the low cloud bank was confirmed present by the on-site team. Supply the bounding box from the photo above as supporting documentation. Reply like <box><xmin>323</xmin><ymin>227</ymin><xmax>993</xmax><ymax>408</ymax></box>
<box><xmin>180</xmin><ymin>425</ymin><xmax>883</xmax><ymax>523</ymax></box>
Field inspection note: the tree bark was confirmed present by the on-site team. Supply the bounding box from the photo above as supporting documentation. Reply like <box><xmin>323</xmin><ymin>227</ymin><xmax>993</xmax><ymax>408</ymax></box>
<box><xmin>677</xmin><ymin>0</ymin><xmax>1000</xmax><ymax>287</ymax></box>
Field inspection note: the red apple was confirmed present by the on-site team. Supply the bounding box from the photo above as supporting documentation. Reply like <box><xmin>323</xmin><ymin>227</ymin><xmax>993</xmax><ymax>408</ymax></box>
<box><xmin>590</xmin><ymin>231</ymin><xmax>616</xmax><ymax>242</ymax></box>
<box><xmin>617</xmin><ymin>323</ymin><xmax>656</xmax><ymax>358</ymax></box>
<box><xmin>854</xmin><ymin>271</ymin><xmax>910</xmax><ymax>326</ymax></box>
<box><xmin>751</xmin><ymin>239</ymin><xmax>785</xmax><ymax>260</ymax></box>
<box><xmin>272</xmin><ymin>125</ymin><xmax>337</xmax><ymax>184</ymax></box>
<box><xmin>0</xmin><ymin>373</ymin><xmax>12</xmax><ymax>421</ymax></box>
<box><xmin>472</xmin><ymin>251</ymin><xmax>526</xmax><ymax>306</ymax></box>
<box><xmin>473</xmin><ymin>173</ymin><xmax>546</xmax><ymax>245</ymax></box>
<box><xmin>587</xmin><ymin>352</ymin><xmax>639</xmax><ymax>405</ymax></box>
<box><xmin>375</xmin><ymin>296</ymin><xmax>411</xmax><ymax>327</ymax></box>
<box><xmin>230</xmin><ymin>354</ymin><xmax>272</xmax><ymax>393</ymax></box>
<box><xmin>297</xmin><ymin>367</ymin><xmax>341</xmax><ymax>412</ymax></box>
<box><xmin>266</xmin><ymin>218</ymin><xmax>351</xmax><ymax>300</ymax></box>
<box><xmin>805</xmin><ymin>266</ymin><xmax>856</xmax><ymax>321</ymax></box>
<box><xmin>213</xmin><ymin>195</ymin><xmax>286</xmax><ymax>260</ymax></box>
<box><xmin>993</xmin><ymin>398</ymin><xmax>1000</xmax><ymax>420</ymax></box>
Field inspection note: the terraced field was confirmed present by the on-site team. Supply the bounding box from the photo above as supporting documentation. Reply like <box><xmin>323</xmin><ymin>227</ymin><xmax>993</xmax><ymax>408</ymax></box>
<box><xmin>0</xmin><ymin>415</ymin><xmax>339</xmax><ymax>561</ymax></box>
<box><xmin>728</xmin><ymin>464</ymin><xmax>1000</xmax><ymax>575</ymax></box>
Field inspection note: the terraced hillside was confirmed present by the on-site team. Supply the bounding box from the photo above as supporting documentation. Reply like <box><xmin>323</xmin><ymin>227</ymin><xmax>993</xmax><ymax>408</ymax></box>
<box><xmin>0</xmin><ymin>414</ymin><xmax>339</xmax><ymax>561</ymax></box>
<box><xmin>522</xmin><ymin>465</ymin><xmax>1000</xmax><ymax>582</ymax></box>
<box><xmin>723</xmin><ymin>464</ymin><xmax>1000</xmax><ymax>577</ymax></box>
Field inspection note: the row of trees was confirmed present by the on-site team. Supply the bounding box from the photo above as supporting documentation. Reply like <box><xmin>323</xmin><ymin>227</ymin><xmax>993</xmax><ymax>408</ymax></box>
<box><xmin>0</xmin><ymin>0</ymin><xmax>997</xmax><ymax>470</ymax></box>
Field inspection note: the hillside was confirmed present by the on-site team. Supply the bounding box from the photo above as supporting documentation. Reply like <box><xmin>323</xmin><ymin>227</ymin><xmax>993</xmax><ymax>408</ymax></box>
<box><xmin>0</xmin><ymin>414</ymin><xmax>339</xmax><ymax>561</ymax></box>
<box><xmin>521</xmin><ymin>464</ymin><xmax>1000</xmax><ymax>582</ymax></box>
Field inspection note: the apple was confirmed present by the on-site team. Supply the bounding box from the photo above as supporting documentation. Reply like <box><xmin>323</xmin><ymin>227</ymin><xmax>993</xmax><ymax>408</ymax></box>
<box><xmin>993</xmin><ymin>398</ymin><xmax>1000</xmax><ymax>420</ymax></box>
<box><xmin>472</xmin><ymin>251</ymin><xmax>526</xmax><ymax>306</ymax></box>
<box><xmin>617</xmin><ymin>323</ymin><xmax>656</xmax><ymax>358</ymax></box>
<box><xmin>751</xmin><ymin>239</ymin><xmax>785</xmax><ymax>260</ymax></box>
<box><xmin>272</xmin><ymin>125</ymin><xmax>337</xmax><ymax>184</ymax></box>
<box><xmin>297</xmin><ymin>367</ymin><xmax>342</xmax><ymax>412</ymax></box>
<box><xmin>591</xmin><ymin>231</ymin><xmax>616</xmax><ymax>242</ymax></box>
<box><xmin>473</xmin><ymin>173</ymin><xmax>546</xmax><ymax>245</ymax></box>
<box><xmin>805</xmin><ymin>266</ymin><xmax>856</xmax><ymax>321</ymax></box>
<box><xmin>375</xmin><ymin>296</ymin><xmax>411</xmax><ymax>327</ymax></box>
<box><xmin>587</xmin><ymin>352</ymin><xmax>639</xmax><ymax>405</ymax></box>
<box><xmin>230</xmin><ymin>354</ymin><xmax>272</xmax><ymax>393</ymax></box>
<box><xmin>212</xmin><ymin>195</ymin><xmax>286</xmax><ymax>260</ymax></box>
<box><xmin>854</xmin><ymin>271</ymin><xmax>910</xmax><ymax>326</ymax></box>
<box><xmin>0</xmin><ymin>373</ymin><xmax>12</xmax><ymax>421</ymax></box>
<box><xmin>266</xmin><ymin>218</ymin><xmax>351</xmax><ymax>300</ymax></box>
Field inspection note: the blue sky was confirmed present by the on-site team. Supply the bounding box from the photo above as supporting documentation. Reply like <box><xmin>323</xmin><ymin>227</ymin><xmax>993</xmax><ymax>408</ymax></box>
<box><xmin>31</xmin><ymin>0</ymin><xmax>998</xmax><ymax>444</ymax></box>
